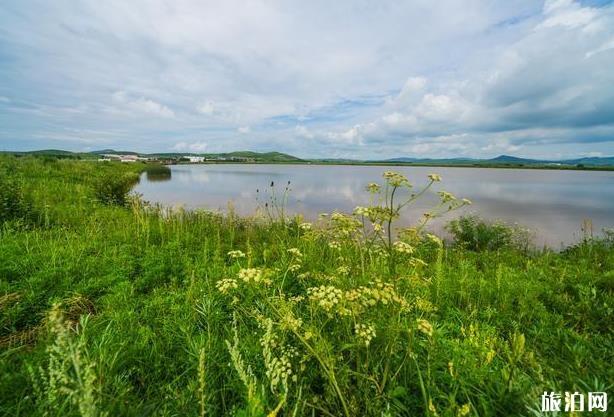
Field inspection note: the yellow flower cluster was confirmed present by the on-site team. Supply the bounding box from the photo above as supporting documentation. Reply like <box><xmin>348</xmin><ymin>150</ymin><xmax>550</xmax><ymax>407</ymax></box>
<box><xmin>393</xmin><ymin>241</ymin><xmax>414</xmax><ymax>254</ymax></box>
<box><xmin>460</xmin><ymin>323</ymin><xmax>498</xmax><ymax>366</ymax></box>
<box><xmin>457</xmin><ymin>403</ymin><xmax>471</xmax><ymax>417</ymax></box>
<box><xmin>280</xmin><ymin>312</ymin><xmax>303</xmax><ymax>331</ymax></box>
<box><xmin>409</xmin><ymin>257</ymin><xmax>428</xmax><ymax>267</ymax></box>
<box><xmin>355</xmin><ymin>323</ymin><xmax>376</xmax><ymax>347</ymax></box>
<box><xmin>227</xmin><ymin>250</ymin><xmax>246</xmax><ymax>259</ymax></box>
<box><xmin>425</xmin><ymin>233</ymin><xmax>443</xmax><ymax>247</ymax></box>
<box><xmin>344</xmin><ymin>280</ymin><xmax>408</xmax><ymax>312</ymax></box>
<box><xmin>216</xmin><ymin>278</ymin><xmax>238</xmax><ymax>294</ymax></box>
<box><xmin>287</xmin><ymin>247</ymin><xmax>302</xmax><ymax>257</ymax></box>
<box><xmin>353</xmin><ymin>206</ymin><xmax>371</xmax><ymax>217</ymax></box>
<box><xmin>298</xmin><ymin>222</ymin><xmax>312</xmax><ymax>231</ymax></box>
<box><xmin>306</xmin><ymin>285</ymin><xmax>343</xmax><ymax>312</ymax></box>
<box><xmin>336</xmin><ymin>265</ymin><xmax>350</xmax><ymax>276</ymax></box>
<box><xmin>438</xmin><ymin>191</ymin><xmax>457</xmax><ymax>202</ymax></box>
<box><xmin>414</xmin><ymin>297</ymin><xmax>437</xmax><ymax>313</ymax></box>
<box><xmin>366</xmin><ymin>182</ymin><xmax>381</xmax><ymax>193</ymax></box>
<box><xmin>329</xmin><ymin>212</ymin><xmax>361</xmax><ymax>237</ymax></box>
<box><xmin>260</xmin><ymin>322</ymin><xmax>298</xmax><ymax>390</ymax></box>
<box><xmin>328</xmin><ymin>241</ymin><xmax>342</xmax><ymax>250</ymax></box>
<box><xmin>428</xmin><ymin>173</ymin><xmax>442</xmax><ymax>182</ymax></box>
<box><xmin>285</xmin><ymin>248</ymin><xmax>303</xmax><ymax>273</ymax></box>
<box><xmin>267</xmin><ymin>355</ymin><xmax>293</xmax><ymax>388</ymax></box>
<box><xmin>417</xmin><ymin>318</ymin><xmax>434</xmax><ymax>337</ymax></box>
<box><xmin>238</xmin><ymin>268</ymin><xmax>270</xmax><ymax>285</ymax></box>
<box><xmin>383</xmin><ymin>171</ymin><xmax>410</xmax><ymax>187</ymax></box>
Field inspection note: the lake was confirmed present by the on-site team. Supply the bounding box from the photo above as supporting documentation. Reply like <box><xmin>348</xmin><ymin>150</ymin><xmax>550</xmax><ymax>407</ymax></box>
<box><xmin>134</xmin><ymin>164</ymin><xmax>614</xmax><ymax>248</ymax></box>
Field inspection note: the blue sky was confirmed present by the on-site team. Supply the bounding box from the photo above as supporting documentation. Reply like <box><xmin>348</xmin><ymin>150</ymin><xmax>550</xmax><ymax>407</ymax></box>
<box><xmin>0</xmin><ymin>0</ymin><xmax>613</xmax><ymax>159</ymax></box>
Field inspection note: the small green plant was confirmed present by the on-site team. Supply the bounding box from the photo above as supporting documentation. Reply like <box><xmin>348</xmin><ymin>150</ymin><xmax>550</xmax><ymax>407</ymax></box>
<box><xmin>0</xmin><ymin>173</ymin><xmax>33</xmax><ymax>223</ymax></box>
<box><xmin>93</xmin><ymin>172</ymin><xmax>139</xmax><ymax>206</ymax></box>
<box><xmin>446</xmin><ymin>215</ymin><xmax>531</xmax><ymax>251</ymax></box>
<box><xmin>29</xmin><ymin>305</ymin><xmax>105</xmax><ymax>417</ymax></box>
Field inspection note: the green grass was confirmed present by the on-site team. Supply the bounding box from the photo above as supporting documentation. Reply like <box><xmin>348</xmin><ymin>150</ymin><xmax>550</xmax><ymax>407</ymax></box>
<box><xmin>0</xmin><ymin>156</ymin><xmax>612</xmax><ymax>417</ymax></box>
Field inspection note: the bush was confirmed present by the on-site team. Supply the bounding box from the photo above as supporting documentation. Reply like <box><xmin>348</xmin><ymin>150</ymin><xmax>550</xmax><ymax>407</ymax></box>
<box><xmin>446</xmin><ymin>215</ymin><xmax>531</xmax><ymax>251</ymax></box>
<box><xmin>93</xmin><ymin>172</ymin><xmax>139</xmax><ymax>206</ymax></box>
<box><xmin>0</xmin><ymin>175</ymin><xmax>33</xmax><ymax>223</ymax></box>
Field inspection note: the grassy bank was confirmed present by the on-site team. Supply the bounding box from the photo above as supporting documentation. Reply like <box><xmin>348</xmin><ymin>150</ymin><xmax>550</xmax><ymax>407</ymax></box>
<box><xmin>0</xmin><ymin>156</ymin><xmax>612</xmax><ymax>417</ymax></box>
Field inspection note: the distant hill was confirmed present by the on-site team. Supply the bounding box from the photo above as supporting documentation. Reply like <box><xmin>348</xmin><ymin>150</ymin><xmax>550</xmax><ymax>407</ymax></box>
<box><xmin>201</xmin><ymin>151</ymin><xmax>303</xmax><ymax>162</ymax></box>
<box><xmin>102</xmin><ymin>149</ymin><xmax>304</xmax><ymax>162</ymax></box>
<box><xmin>560</xmin><ymin>157</ymin><xmax>614</xmax><ymax>166</ymax></box>
<box><xmin>381</xmin><ymin>154</ymin><xmax>614</xmax><ymax>167</ymax></box>
<box><xmin>91</xmin><ymin>149</ymin><xmax>140</xmax><ymax>155</ymax></box>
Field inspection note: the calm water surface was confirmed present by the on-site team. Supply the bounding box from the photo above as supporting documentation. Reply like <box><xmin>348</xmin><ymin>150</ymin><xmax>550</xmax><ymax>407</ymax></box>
<box><xmin>134</xmin><ymin>164</ymin><xmax>614</xmax><ymax>247</ymax></box>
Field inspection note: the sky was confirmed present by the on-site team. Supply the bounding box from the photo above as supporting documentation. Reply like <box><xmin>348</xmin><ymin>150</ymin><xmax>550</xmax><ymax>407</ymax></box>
<box><xmin>0</xmin><ymin>0</ymin><xmax>613</xmax><ymax>159</ymax></box>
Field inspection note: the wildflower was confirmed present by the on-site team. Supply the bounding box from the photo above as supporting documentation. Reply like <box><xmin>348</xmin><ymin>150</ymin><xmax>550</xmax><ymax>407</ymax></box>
<box><xmin>383</xmin><ymin>171</ymin><xmax>410</xmax><ymax>187</ymax></box>
<box><xmin>287</xmin><ymin>247</ymin><xmax>302</xmax><ymax>257</ymax></box>
<box><xmin>417</xmin><ymin>319</ymin><xmax>433</xmax><ymax>337</ymax></box>
<box><xmin>415</xmin><ymin>297</ymin><xmax>437</xmax><ymax>313</ymax></box>
<box><xmin>366</xmin><ymin>182</ymin><xmax>381</xmax><ymax>193</ymax></box>
<box><xmin>428</xmin><ymin>399</ymin><xmax>438</xmax><ymax>416</ymax></box>
<box><xmin>216</xmin><ymin>278</ymin><xmax>238</xmax><ymax>294</ymax></box>
<box><xmin>485</xmin><ymin>349</ymin><xmax>496</xmax><ymax>364</ymax></box>
<box><xmin>336</xmin><ymin>265</ymin><xmax>350</xmax><ymax>276</ymax></box>
<box><xmin>227</xmin><ymin>250</ymin><xmax>246</xmax><ymax>259</ymax></box>
<box><xmin>238</xmin><ymin>268</ymin><xmax>269</xmax><ymax>285</ymax></box>
<box><xmin>438</xmin><ymin>191</ymin><xmax>456</xmax><ymax>202</ymax></box>
<box><xmin>393</xmin><ymin>241</ymin><xmax>414</xmax><ymax>254</ymax></box>
<box><xmin>428</xmin><ymin>173</ymin><xmax>442</xmax><ymax>182</ymax></box>
<box><xmin>409</xmin><ymin>258</ymin><xmax>428</xmax><ymax>267</ymax></box>
<box><xmin>372</xmin><ymin>223</ymin><xmax>383</xmax><ymax>233</ymax></box>
<box><xmin>425</xmin><ymin>233</ymin><xmax>443</xmax><ymax>246</ymax></box>
<box><xmin>344</xmin><ymin>280</ymin><xmax>408</xmax><ymax>312</ymax></box>
<box><xmin>457</xmin><ymin>403</ymin><xmax>471</xmax><ymax>417</ymax></box>
<box><xmin>281</xmin><ymin>314</ymin><xmax>303</xmax><ymax>331</ymax></box>
<box><xmin>355</xmin><ymin>323</ymin><xmax>376</xmax><ymax>347</ymax></box>
<box><xmin>307</xmin><ymin>285</ymin><xmax>343</xmax><ymax>312</ymax></box>
<box><xmin>353</xmin><ymin>206</ymin><xmax>371</xmax><ymax>217</ymax></box>
<box><xmin>299</xmin><ymin>222</ymin><xmax>312</xmax><ymax>230</ymax></box>
<box><xmin>462</xmin><ymin>198</ymin><xmax>472</xmax><ymax>205</ymax></box>
<box><xmin>328</xmin><ymin>241</ymin><xmax>341</xmax><ymax>250</ymax></box>
<box><xmin>261</xmin><ymin>327</ymin><xmax>294</xmax><ymax>390</ymax></box>
<box><xmin>288</xmin><ymin>263</ymin><xmax>301</xmax><ymax>273</ymax></box>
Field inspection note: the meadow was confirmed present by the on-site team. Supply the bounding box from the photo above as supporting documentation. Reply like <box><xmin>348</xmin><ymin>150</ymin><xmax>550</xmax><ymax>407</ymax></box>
<box><xmin>0</xmin><ymin>156</ymin><xmax>612</xmax><ymax>417</ymax></box>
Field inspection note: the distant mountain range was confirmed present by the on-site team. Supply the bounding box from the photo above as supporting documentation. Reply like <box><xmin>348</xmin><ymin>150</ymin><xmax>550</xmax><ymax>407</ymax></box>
<box><xmin>2</xmin><ymin>149</ymin><xmax>613</xmax><ymax>167</ymax></box>
<box><xmin>379</xmin><ymin>154</ymin><xmax>614</xmax><ymax>167</ymax></box>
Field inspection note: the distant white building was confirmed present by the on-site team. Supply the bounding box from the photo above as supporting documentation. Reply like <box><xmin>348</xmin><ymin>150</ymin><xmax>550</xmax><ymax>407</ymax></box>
<box><xmin>185</xmin><ymin>156</ymin><xmax>205</xmax><ymax>163</ymax></box>
<box><xmin>119</xmin><ymin>155</ymin><xmax>139</xmax><ymax>163</ymax></box>
<box><xmin>101</xmin><ymin>154</ymin><xmax>139</xmax><ymax>162</ymax></box>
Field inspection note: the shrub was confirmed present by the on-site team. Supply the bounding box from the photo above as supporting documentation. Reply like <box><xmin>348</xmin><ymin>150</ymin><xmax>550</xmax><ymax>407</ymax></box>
<box><xmin>144</xmin><ymin>164</ymin><xmax>171</xmax><ymax>182</ymax></box>
<box><xmin>446</xmin><ymin>215</ymin><xmax>531</xmax><ymax>251</ymax></box>
<box><xmin>0</xmin><ymin>174</ymin><xmax>33</xmax><ymax>223</ymax></box>
<box><xmin>93</xmin><ymin>172</ymin><xmax>139</xmax><ymax>206</ymax></box>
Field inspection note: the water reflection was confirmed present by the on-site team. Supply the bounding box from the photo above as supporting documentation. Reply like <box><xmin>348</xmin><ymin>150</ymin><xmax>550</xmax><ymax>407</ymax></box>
<box><xmin>145</xmin><ymin>165</ymin><xmax>172</xmax><ymax>182</ymax></box>
<box><xmin>134</xmin><ymin>164</ymin><xmax>614</xmax><ymax>247</ymax></box>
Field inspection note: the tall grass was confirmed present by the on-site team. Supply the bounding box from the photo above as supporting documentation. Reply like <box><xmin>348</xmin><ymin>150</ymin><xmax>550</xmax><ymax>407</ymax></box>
<box><xmin>0</xmin><ymin>156</ymin><xmax>612</xmax><ymax>416</ymax></box>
